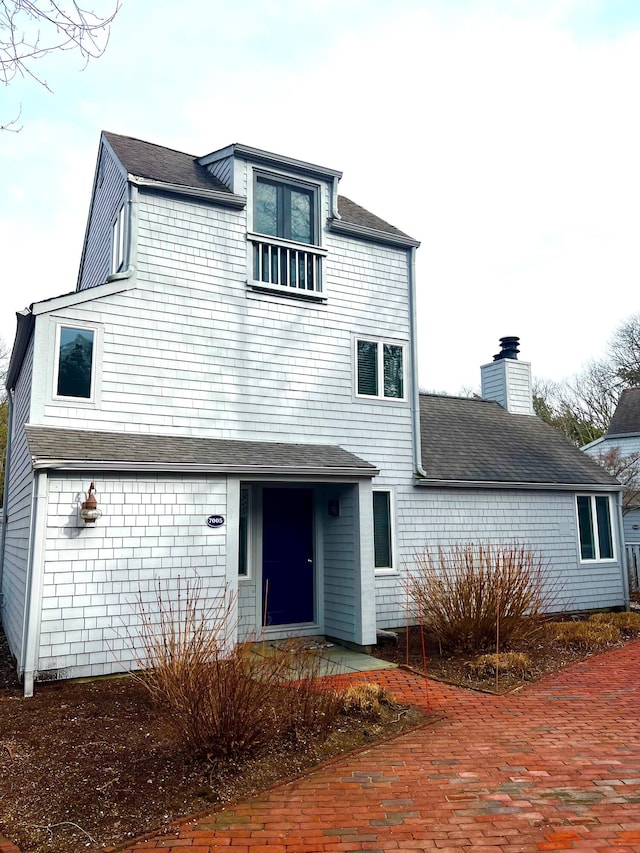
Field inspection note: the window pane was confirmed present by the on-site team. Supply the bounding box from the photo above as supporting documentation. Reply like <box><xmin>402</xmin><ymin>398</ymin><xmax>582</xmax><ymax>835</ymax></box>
<box><xmin>595</xmin><ymin>496</ymin><xmax>613</xmax><ymax>559</ymax></box>
<box><xmin>373</xmin><ymin>491</ymin><xmax>392</xmax><ymax>568</ymax></box>
<box><xmin>383</xmin><ymin>344</ymin><xmax>404</xmax><ymax>398</ymax></box>
<box><xmin>577</xmin><ymin>495</ymin><xmax>595</xmax><ymax>560</ymax></box>
<box><xmin>255</xmin><ymin>180</ymin><xmax>279</xmax><ymax>237</ymax></box>
<box><xmin>57</xmin><ymin>327</ymin><xmax>94</xmax><ymax>398</ymax></box>
<box><xmin>357</xmin><ymin>340</ymin><xmax>378</xmax><ymax>396</ymax></box>
<box><xmin>239</xmin><ymin>487</ymin><xmax>249</xmax><ymax>576</ymax></box>
<box><xmin>290</xmin><ymin>188</ymin><xmax>313</xmax><ymax>244</ymax></box>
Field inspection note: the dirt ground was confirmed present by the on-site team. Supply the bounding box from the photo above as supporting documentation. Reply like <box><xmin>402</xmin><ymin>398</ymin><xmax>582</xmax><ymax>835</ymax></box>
<box><xmin>0</xmin><ymin>631</ymin><xmax>422</xmax><ymax>853</ymax></box>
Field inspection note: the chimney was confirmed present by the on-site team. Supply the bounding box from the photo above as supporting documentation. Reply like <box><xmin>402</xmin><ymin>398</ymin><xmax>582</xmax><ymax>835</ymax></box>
<box><xmin>480</xmin><ymin>336</ymin><xmax>534</xmax><ymax>415</ymax></box>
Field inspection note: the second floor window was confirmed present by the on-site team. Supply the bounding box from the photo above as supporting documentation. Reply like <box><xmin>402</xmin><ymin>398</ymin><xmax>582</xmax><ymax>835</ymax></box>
<box><xmin>55</xmin><ymin>325</ymin><xmax>95</xmax><ymax>399</ymax></box>
<box><xmin>255</xmin><ymin>176</ymin><xmax>315</xmax><ymax>245</ymax></box>
<box><xmin>356</xmin><ymin>339</ymin><xmax>405</xmax><ymax>400</ymax></box>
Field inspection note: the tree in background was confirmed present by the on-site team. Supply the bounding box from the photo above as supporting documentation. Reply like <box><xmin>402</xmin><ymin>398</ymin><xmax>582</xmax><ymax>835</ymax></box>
<box><xmin>1</xmin><ymin>0</ymin><xmax>119</xmax><ymax>128</ymax></box>
<box><xmin>535</xmin><ymin>314</ymin><xmax>640</xmax><ymax>446</ymax></box>
<box><xmin>593</xmin><ymin>447</ymin><xmax>640</xmax><ymax>515</ymax></box>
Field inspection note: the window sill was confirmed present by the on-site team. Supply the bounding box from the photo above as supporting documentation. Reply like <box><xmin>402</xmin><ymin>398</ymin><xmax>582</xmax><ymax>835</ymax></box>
<box><xmin>247</xmin><ymin>280</ymin><xmax>327</xmax><ymax>302</ymax></box>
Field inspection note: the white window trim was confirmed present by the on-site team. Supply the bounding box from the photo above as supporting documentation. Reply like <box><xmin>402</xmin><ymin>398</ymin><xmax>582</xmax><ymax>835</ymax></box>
<box><xmin>51</xmin><ymin>320</ymin><xmax>103</xmax><ymax>407</ymax></box>
<box><xmin>373</xmin><ymin>486</ymin><xmax>396</xmax><ymax>574</ymax></box>
<box><xmin>355</xmin><ymin>337</ymin><xmax>407</xmax><ymax>402</ymax></box>
<box><xmin>576</xmin><ymin>493</ymin><xmax>616</xmax><ymax>563</ymax></box>
<box><xmin>111</xmin><ymin>203</ymin><xmax>126</xmax><ymax>274</ymax></box>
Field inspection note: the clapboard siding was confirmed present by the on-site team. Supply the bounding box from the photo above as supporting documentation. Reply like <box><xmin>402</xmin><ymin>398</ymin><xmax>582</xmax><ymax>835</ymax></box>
<box><xmin>1</xmin><ymin>335</ymin><xmax>35</xmax><ymax>661</ymax></box>
<box><xmin>375</xmin><ymin>486</ymin><xmax>625</xmax><ymax>628</ymax></box>
<box><xmin>37</xmin><ymin>473</ymin><xmax>227</xmax><ymax>678</ymax></box>
<box><xmin>322</xmin><ymin>485</ymin><xmax>358</xmax><ymax>641</ymax></box>
<box><xmin>77</xmin><ymin>142</ymin><xmax>127</xmax><ymax>291</ymax></box>
<box><xmin>204</xmin><ymin>156</ymin><xmax>233</xmax><ymax>188</ymax></box>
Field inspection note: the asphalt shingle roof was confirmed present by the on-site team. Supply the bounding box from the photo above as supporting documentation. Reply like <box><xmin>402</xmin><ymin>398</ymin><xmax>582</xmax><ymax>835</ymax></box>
<box><xmin>606</xmin><ymin>387</ymin><xmax>640</xmax><ymax>436</ymax></box>
<box><xmin>25</xmin><ymin>426</ymin><xmax>377</xmax><ymax>475</ymax></box>
<box><xmin>419</xmin><ymin>394</ymin><xmax>618</xmax><ymax>486</ymax></box>
<box><xmin>102</xmin><ymin>132</ymin><xmax>412</xmax><ymax>239</ymax></box>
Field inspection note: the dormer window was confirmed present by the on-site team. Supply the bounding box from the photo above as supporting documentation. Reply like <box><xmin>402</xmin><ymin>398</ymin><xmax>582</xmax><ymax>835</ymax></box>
<box><xmin>255</xmin><ymin>177</ymin><xmax>315</xmax><ymax>245</ymax></box>
<box><xmin>249</xmin><ymin>172</ymin><xmax>326</xmax><ymax>298</ymax></box>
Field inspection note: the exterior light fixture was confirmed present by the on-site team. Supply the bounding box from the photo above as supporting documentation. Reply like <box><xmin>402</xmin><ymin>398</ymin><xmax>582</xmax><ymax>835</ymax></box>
<box><xmin>80</xmin><ymin>481</ymin><xmax>102</xmax><ymax>524</ymax></box>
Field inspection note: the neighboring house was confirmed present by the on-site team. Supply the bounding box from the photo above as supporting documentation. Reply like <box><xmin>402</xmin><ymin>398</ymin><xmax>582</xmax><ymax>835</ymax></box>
<box><xmin>0</xmin><ymin>132</ymin><xmax>627</xmax><ymax>695</ymax></box>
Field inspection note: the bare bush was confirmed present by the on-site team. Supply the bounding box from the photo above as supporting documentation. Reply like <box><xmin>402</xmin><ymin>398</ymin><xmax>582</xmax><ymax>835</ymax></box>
<box><xmin>408</xmin><ymin>543</ymin><xmax>552</xmax><ymax>653</ymax></box>
<box><xmin>131</xmin><ymin>579</ymin><xmax>343</xmax><ymax>758</ymax></box>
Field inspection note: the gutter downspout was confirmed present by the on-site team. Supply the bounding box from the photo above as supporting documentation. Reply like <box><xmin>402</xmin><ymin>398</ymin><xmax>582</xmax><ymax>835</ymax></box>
<box><xmin>616</xmin><ymin>491</ymin><xmax>631</xmax><ymax>610</ymax></box>
<box><xmin>106</xmin><ymin>184</ymin><xmax>138</xmax><ymax>284</ymax></box>
<box><xmin>21</xmin><ymin>469</ymin><xmax>48</xmax><ymax>697</ymax></box>
<box><xmin>0</xmin><ymin>390</ymin><xmax>14</xmax><ymax>593</ymax></box>
<box><xmin>407</xmin><ymin>246</ymin><xmax>426</xmax><ymax>478</ymax></box>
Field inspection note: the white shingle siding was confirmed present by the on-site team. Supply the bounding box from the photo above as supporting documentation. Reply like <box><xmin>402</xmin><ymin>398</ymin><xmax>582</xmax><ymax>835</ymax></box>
<box><xmin>77</xmin><ymin>142</ymin><xmax>127</xmax><ymax>291</ymax></box>
<box><xmin>481</xmin><ymin>359</ymin><xmax>534</xmax><ymax>415</ymax></box>
<box><xmin>37</xmin><ymin>474</ymin><xmax>228</xmax><ymax>679</ymax></box>
<box><xmin>1</xmin><ymin>335</ymin><xmax>35</xmax><ymax>662</ymax></box>
<box><xmin>375</xmin><ymin>486</ymin><xmax>625</xmax><ymax>629</ymax></box>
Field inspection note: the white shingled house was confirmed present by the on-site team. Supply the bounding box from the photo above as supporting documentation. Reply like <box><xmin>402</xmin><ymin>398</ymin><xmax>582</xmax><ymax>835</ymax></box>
<box><xmin>0</xmin><ymin>132</ymin><xmax>627</xmax><ymax>695</ymax></box>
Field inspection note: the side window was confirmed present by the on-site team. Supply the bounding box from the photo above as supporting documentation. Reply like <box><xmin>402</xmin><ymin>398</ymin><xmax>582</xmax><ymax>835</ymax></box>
<box><xmin>356</xmin><ymin>339</ymin><xmax>405</xmax><ymax>400</ymax></box>
<box><xmin>54</xmin><ymin>325</ymin><xmax>96</xmax><ymax>400</ymax></box>
<box><xmin>373</xmin><ymin>489</ymin><xmax>394</xmax><ymax>571</ymax></box>
<box><xmin>576</xmin><ymin>494</ymin><xmax>614</xmax><ymax>561</ymax></box>
<box><xmin>111</xmin><ymin>203</ymin><xmax>126</xmax><ymax>274</ymax></box>
<box><xmin>238</xmin><ymin>486</ymin><xmax>251</xmax><ymax>578</ymax></box>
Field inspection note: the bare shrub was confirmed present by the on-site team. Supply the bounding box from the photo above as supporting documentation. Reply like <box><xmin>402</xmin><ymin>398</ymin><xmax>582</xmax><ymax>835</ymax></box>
<box><xmin>588</xmin><ymin>611</ymin><xmax>640</xmax><ymax>636</ymax></box>
<box><xmin>549</xmin><ymin>620</ymin><xmax>621</xmax><ymax>651</ymax></box>
<box><xmin>341</xmin><ymin>682</ymin><xmax>395</xmax><ymax>717</ymax></box>
<box><xmin>132</xmin><ymin>579</ymin><xmax>343</xmax><ymax>758</ymax></box>
<box><xmin>408</xmin><ymin>544</ymin><xmax>552</xmax><ymax>653</ymax></box>
<box><xmin>467</xmin><ymin>652</ymin><xmax>531</xmax><ymax>678</ymax></box>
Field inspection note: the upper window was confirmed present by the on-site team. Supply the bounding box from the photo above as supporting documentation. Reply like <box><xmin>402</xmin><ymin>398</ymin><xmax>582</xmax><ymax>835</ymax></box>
<box><xmin>54</xmin><ymin>325</ymin><xmax>95</xmax><ymax>399</ymax></box>
<box><xmin>111</xmin><ymin>204</ymin><xmax>126</xmax><ymax>274</ymax></box>
<box><xmin>356</xmin><ymin>339</ymin><xmax>405</xmax><ymax>400</ymax></box>
<box><xmin>373</xmin><ymin>489</ymin><xmax>394</xmax><ymax>571</ymax></box>
<box><xmin>576</xmin><ymin>494</ymin><xmax>615</xmax><ymax>561</ymax></box>
<box><xmin>255</xmin><ymin>176</ymin><xmax>316</xmax><ymax>245</ymax></box>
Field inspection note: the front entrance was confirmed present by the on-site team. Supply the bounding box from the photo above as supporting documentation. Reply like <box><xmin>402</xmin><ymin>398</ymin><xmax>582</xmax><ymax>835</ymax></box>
<box><xmin>262</xmin><ymin>487</ymin><xmax>314</xmax><ymax>626</ymax></box>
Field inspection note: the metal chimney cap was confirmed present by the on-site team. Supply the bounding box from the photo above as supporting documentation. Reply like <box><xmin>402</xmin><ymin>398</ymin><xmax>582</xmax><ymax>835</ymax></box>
<box><xmin>493</xmin><ymin>336</ymin><xmax>520</xmax><ymax>361</ymax></box>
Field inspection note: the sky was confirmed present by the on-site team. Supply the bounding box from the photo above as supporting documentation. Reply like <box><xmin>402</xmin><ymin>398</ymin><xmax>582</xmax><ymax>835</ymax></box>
<box><xmin>2</xmin><ymin>0</ymin><xmax>640</xmax><ymax>394</ymax></box>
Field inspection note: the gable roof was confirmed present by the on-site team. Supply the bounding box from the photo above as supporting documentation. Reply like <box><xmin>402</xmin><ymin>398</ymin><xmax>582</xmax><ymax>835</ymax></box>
<box><xmin>102</xmin><ymin>132</ymin><xmax>415</xmax><ymax>242</ymax></box>
<box><xmin>419</xmin><ymin>394</ymin><xmax>618</xmax><ymax>487</ymax></box>
<box><xmin>25</xmin><ymin>426</ymin><xmax>378</xmax><ymax>477</ymax></box>
<box><xmin>606</xmin><ymin>387</ymin><xmax>640</xmax><ymax>436</ymax></box>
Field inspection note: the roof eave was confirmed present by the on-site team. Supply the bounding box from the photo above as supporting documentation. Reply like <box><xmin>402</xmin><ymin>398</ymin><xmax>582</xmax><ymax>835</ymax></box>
<box><xmin>129</xmin><ymin>175</ymin><xmax>246</xmax><ymax>209</ymax></box>
<box><xmin>6</xmin><ymin>310</ymin><xmax>35</xmax><ymax>391</ymax></box>
<box><xmin>328</xmin><ymin>217</ymin><xmax>420</xmax><ymax>249</ymax></box>
<box><xmin>199</xmin><ymin>144</ymin><xmax>343</xmax><ymax>182</ymax></box>
<box><xmin>414</xmin><ymin>477</ymin><xmax>622</xmax><ymax>492</ymax></box>
<box><xmin>32</xmin><ymin>458</ymin><xmax>379</xmax><ymax>477</ymax></box>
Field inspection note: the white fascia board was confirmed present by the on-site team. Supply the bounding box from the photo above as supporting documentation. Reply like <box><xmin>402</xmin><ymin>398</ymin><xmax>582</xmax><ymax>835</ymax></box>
<box><xmin>200</xmin><ymin>144</ymin><xmax>343</xmax><ymax>183</ymax></box>
<box><xmin>31</xmin><ymin>278</ymin><xmax>137</xmax><ymax>316</ymax></box>
<box><xmin>129</xmin><ymin>175</ymin><xmax>246</xmax><ymax>209</ymax></box>
<box><xmin>33</xmin><ymin>459</ymin><xmax>379</xmax><ymax>478</ymax></box>
<box><xmin>581</xmin><ymin>436</ymin><xmax>606</xmax><ymax>451</ymax></box>
<box><xmin>328</xmin><ymin>218</ymin><xmax>420</xmax><ymax>249</ymax></box>
<box><xmin>414</xmin><ymin>478</ymin><xmax>623</xmax><ymax>492</ymax></box>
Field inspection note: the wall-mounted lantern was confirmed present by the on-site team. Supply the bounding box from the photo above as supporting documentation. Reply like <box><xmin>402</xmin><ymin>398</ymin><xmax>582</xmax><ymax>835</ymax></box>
<box><xmin>80</xmin><ymin>482</ymin><xmax>102</xmax><ymax>524</ymax></box>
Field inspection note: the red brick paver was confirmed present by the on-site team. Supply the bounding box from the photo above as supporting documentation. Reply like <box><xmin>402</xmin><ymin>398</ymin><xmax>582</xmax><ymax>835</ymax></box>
<box><xmin>114</xmin><ymin>640</ymin><xmax>640</xmax><ymax>851</ymax></box>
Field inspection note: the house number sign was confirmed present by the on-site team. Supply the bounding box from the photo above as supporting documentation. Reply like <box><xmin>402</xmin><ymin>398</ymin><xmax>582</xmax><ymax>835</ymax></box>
<box><xmin>207</xmin><ymin>515</ymin><xmax>225</xmax><ymax>528</ymax></box>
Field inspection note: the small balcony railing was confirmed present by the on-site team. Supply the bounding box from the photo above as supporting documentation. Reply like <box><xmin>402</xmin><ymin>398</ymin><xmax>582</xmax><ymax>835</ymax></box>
<box><xmin>250</xmin><ymin>234</ymin><xmax>326</xmax><ymax>296</ymax></box>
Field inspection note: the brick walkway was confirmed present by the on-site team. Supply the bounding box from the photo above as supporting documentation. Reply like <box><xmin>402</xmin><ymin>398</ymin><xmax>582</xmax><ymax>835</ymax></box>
<box><xmin>113</xmin><ymin>639</ymin><xmax>640</xmax><ymax>852</ymax></box>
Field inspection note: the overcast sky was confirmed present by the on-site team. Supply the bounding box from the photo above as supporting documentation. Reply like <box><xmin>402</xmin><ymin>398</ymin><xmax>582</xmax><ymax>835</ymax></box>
<box><xmin>2</xmin><ymin>0</ymin><xmax>640</xmax><ymax>393</ymax></box>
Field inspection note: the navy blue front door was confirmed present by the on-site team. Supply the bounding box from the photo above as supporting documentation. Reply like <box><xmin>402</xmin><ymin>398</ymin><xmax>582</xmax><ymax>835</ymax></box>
<box><xmin>262</xmin><ymin>488</ymin><xmax>314</xmax><ymax>626</ymax></box>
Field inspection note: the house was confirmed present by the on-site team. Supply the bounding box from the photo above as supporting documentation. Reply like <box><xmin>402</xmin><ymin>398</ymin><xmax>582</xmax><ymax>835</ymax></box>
<box><xmin>0</xmin><ymin>132</ymin><xmax>627</xmax><ymax>696</ymax></box>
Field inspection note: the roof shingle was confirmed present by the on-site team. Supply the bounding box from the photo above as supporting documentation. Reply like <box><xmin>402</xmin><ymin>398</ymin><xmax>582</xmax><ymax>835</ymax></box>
<box><xmin>606</xmin><ymin>387</ymin><xmax>640</xmax><ymax>436</ymax></box>
<box><xmin>419</xmin><ymin>394</ymin><xmax>618</xmax><ymax>486</ymax></box>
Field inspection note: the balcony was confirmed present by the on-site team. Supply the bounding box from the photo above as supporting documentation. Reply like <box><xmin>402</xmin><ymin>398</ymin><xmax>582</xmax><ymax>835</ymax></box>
<box><xmin>249</xmin><ymin>233</ymin><xmax>327</xmax><ymax>298</ymax></box>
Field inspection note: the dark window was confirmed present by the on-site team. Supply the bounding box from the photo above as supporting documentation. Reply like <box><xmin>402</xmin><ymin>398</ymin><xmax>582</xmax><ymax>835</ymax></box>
<box><xmin>357</xmin><ymin>339</ymin><xmax>404</xmax><ymax>400</ymax></box>
<box><xmin>373</xmin><ymin>490</ymin><xmax>393</xmax><ymax>569</ymax></box>
<box><xmin>255</xmin><ymin>177</ymin><xmax>315</xmax><ymax>245</ymax></box>
<box><xmin>56</xmin><ymin>327</ymin><xmax>94</xmax><ymax>399</ymax></box>
<box><xmin>239</xmin><ymin>486</ymin><xmax>250</xmax><ymax>576</ymax></box>
<box><xmin>577</xmin><ymin>494</ymin><xmax>614</xmax><ymax>561</ymax></box>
